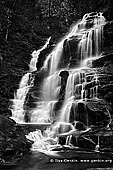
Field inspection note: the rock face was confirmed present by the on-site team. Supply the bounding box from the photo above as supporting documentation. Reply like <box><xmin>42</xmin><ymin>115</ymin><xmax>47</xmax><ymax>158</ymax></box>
<box><xmin>60</xmin><ymin>37</ymin><xmax>80</xmax><ymax>68</ymax></box>
<box><xmin>0</xmin><ymin>116</ymin><xmax>32</xmax><ymax>163</ymax></box>
<box><xmin>59</xmin><ymin>71</ymin><xmax>69</xmax><ymax>101</ymax></box>
<box><xmin>66</xmin><ymin>99</ymin><xmax>111</xmax><ymax>127</ymax></box>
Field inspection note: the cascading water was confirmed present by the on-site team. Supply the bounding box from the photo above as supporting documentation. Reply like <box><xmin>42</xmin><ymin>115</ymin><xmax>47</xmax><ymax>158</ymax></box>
<box><xmin>11</xmin><ymin>73</ymin><xmax>34</xmax><ymax>122</ymax></box>
<box><xmin>11</xmin><ymin>12</ymin><xmax>105</xmax><ymax>123</ymax></box>
<box><xmin>78</xmin><ymin>12</ymin><xmax>105</xmax><ymax>60</ymax></box>
<box><xmin>11</xmin><ymin>37</ymin><xmax>51</xmax><ymax>122</ymax></box>
<box><xmin>59</xmin><ymin>12</ymin><xmax>105</xmax><ymax>123</ymax></box>
<box><xmin>11</xmin><ymin>12</ymin><xmax>109</xmax><ymax>153</ymax></box>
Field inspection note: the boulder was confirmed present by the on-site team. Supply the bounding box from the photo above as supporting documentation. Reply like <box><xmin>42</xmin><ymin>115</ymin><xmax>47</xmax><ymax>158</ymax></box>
<box><xmin>0</xmin><ymin>116</ymin><xmax>32</xmax><ymax>162</ymax></box>
<box><xmin>58</xmin><ymin>70</ymin><xmax>69</xmax><ymax>102</ymax></box>
<box><xmin>59</xmin><ymin>70</ymin><xmax>69</xmax><ymax>79</ymax></box>
<box><xmin>72</xmin><ymin>121</ymin><xmax>86</xmax><ymax>130</ymax></box>
<box><xmin>0</xmin><ymin>116</ymin><xmax>16</xmax><ymax>134</ymax></box>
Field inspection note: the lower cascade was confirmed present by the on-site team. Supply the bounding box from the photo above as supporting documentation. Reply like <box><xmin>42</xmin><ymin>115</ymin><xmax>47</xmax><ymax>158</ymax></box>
<box><xmin>11</xmin><ymin>12</ymin><xmax>112</xmax><ymax>153</ymax></box>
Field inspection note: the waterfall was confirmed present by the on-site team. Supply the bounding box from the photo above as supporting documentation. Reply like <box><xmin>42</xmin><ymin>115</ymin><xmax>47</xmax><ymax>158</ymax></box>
<box><xmin>11</xmin><ymin>12</ymin><xmax>105</xmax><ymax>124</ymax></box>
<box><xmin>42</xmin><ymin>73</ymin><xmax>61</xmax><ymax>102</ymax></box>
<box><xmin>30</xmin><ymin>37</ymin><xmax>51</xmax><ymax>72</ymax></box>
<box><xmin>64</xmin><ymin>72</ymin><xmax>78</xmax><ymax>101</ymax></box>
<box><xmin>22</xmin><ymin>12</ymin><xmax>108</xmax><ymax>152</ymax></box>
<box><xmin>11</xmin><ymin>37</ymin><xmax>51</xmax><ymax>122</ymax></box>
<box><xmin>78</xmin><ymin>12</ymin><xmax>105</xmax><ymax>60</ymax></box>
<box><xmin>30</xmin><ymin>72</ymin><xmax>61</xmax><ymax>122</ymax></box>
<box><xmin>58</xmin><ymin>12</ymin><xmax>105</xmax><ymax>123</ymax></box>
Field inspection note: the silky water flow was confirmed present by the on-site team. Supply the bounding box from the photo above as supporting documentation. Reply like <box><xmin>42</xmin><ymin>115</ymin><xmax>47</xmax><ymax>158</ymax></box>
<box><xmin>11</xmin><ymin>12</ymin><xmax>107</xmax><ymax>153</ymax></box>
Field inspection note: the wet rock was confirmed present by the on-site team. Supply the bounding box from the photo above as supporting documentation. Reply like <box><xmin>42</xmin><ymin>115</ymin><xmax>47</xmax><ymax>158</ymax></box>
<box><xmin>69</xmin><ymin>100</ymin><xmax>111</xmax><ymax>127</ymax></box>
<box><xmin>69</xmin><ymin>58</ymin><xmax>80</xmax><ymax>68</ymax></box>
<box><xmin>0</xmin><ymin>116</ymin><xmax>32</xmax><ymax>162</ymax></box>
<box><xmin>101</xmin><ymin>84</ymin><xmax>113</xmax><ymax>93</ymax></box>
<box><xmin>3</xmin><ymin>147</ymin><xmax>16</xmax><ymax>157</ymax></box>
<box><xmin>58</xmin><ymin>136</ymin><xmax>67</xmax><ymax>145</ymax></box>
<box><xmin>103</xmin><ymin>62</ymin><xmax>113</xmax><ymax>74</ymax></box>
<box><xmin>60</xmin><ymin>36</ymin><xmax>80</xmax><ymax>68</ymax></box>
<box><xmin>54</xmin><ymin>101</ymin><xmax>63</xmax><ymax>115</ymax></box>
<box><xmin>59</xmin><ymin>70</ymin><xmax>69</xmax><ymax>86</ymax></box>
<box><xmin>86</xmin><ymin>100</ymin><xmax>111</xmax><ymax>126</ymax></box>
<box><xmin>92</xmin><ymin>53</ymin><xmax>113</xmax><ymax>68</ymax></box>
<box><xmin>84</xmin><ymin>80</ymin><xmax>99</xmax><ymax>90</ymax></box>
<box><xmin>36</xmin><ymin>43</ymin><xmax>53</xmax><ymax>71</ymax></box>
<box><xmin>72</xmin><ymin>121</ymin><xmax>86</xmax><ymax>130</ymax></box>
<box><xmin>59</xmin><ymin>124</ymin><xmax>73</xmax><ymax>134</ymax></box>
<box><xmin>59</xmin><ymin>70</ymin><xmax>69</xmax><ymax>79</ymax></box>
<box><xmin>58</xmin><ymin>70</ymin><xmax>69</xmax><ymax>102</ymax></box>
<box><xmin>104</xmin><ymin>92</ymin><xmax>113</xmax><ymax>103</ymax></box>
<box><xmin>0</xmin><ymin>132</ymin><xmax>5</xmax><ymax>142</ymax></box>
<box><xmin>0</xmin><ymin>131</ymin><xmax>6</xmax><ymax>154</ymax></box>
<box><xmin>71</xmin><ymin>136</ymin><xmax>96</xmax><ymax>150</ymax></box>
<box><xmin>58</xmin><ymin>87</ymin><xmax>66</xmax><ymax>101</ymax></box>
<box><xmin>74</xmin><ymin>84</ymin><xmax>82</xmax><ymax>98</ymax></box>
<box><xmin>0</xmin><ymin>116</ymin><xmax>16</xmax><ymax>134</ymax></box>
<box><xmin>103</xmin><ymin>21</ymin><xmax>113</xmax><ymax>51</ymax></box>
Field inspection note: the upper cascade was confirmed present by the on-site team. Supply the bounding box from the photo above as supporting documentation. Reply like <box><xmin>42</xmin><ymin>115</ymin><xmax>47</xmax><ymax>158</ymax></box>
<box><xmin>43</xmin><ymin>12</ymin><xmax>105</xmax><ymax>75</ymax></box>
<box><xmin>30</xmin><ymin>37</ymin><xmax>51</xmax><ymax>72</ymax></box>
